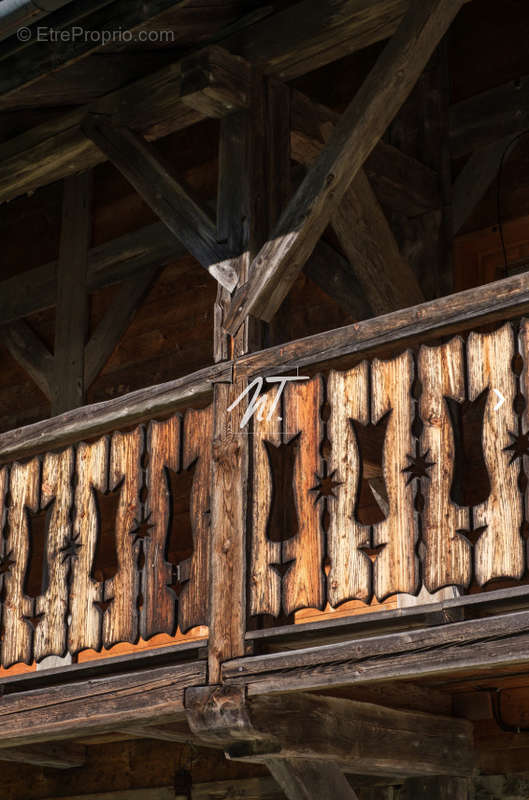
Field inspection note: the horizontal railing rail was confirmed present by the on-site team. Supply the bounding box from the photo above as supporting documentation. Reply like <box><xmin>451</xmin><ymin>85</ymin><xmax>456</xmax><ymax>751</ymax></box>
<box><xmin>0</xmin><ymin>274</ymin><xmax>529</xmax><ymax>672</ymax></box>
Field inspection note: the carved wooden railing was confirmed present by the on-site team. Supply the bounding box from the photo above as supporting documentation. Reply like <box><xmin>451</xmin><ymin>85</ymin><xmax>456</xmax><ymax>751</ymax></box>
<box><xmin>2</xmin><ymin>316</ymin><xmax>529</xmax><ymax>670</ymax></box>
<box><xmin>249</xmin><ymin>321</ymin><xmax>529</xmax><ymax>616</ymax></box>
<box><xmin>0</xmin><ymin>410</ymin><xmax>212</xmax><ymax>668</ymax></box>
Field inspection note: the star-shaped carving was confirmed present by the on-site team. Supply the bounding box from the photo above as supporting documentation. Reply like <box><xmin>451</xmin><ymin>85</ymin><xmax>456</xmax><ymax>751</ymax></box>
<box><xmin>94</xmin><ymin>598</ymin><xmax>114</xmax><ymax>616</ymax></box>
<box><xmin>60</xmin><ymin>533</ymin><xmax>82</xmax><ymax>564</ymax></box>
<box><xmin>0</xmin><ymin>551</ymin><xmax>15</xmax><ymax>575</ymax></box>
<box><xmin>310</xmin><ymin>470</ymin><xmax>342</xmax><ymax>503</ymax></box>
<box><xmin>130</xmin><ymin>511</ymin><xmax>154</xmax><ymax>545</ymax></box>
<box><xmin>402</xmin><ymin>449</ymin><xmax>435</xmax><ymax>484</ymax></box>
<box><xmin>271</xmin><ymin>558</ymin><xmax>295</xmax><ymax>580</ymax></box>
<box><xmin>456</xmin><ymin>525</ymin><xmax>487</xmax><ymax>547</ymax></box>
<box><xmin>504</xmin><ymin>430</ymin><xmax>529</xmax><ymax>464</ymax></box>
<box><xmin>359</xmin><ymin>543</ymin><xmax>387</xmax><ymax>564</ymax></box>
<box><xmin>22</xmin><ymin>613</ymin><xmax>44</xmax><ymax>631</ymax></box>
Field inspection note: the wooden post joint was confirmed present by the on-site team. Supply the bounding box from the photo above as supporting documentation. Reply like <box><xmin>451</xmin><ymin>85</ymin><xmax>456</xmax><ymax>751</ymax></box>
<box><xmin>184</xmin><ymin>685</ymin><xmax>280</xmax><ymax>756</ymax></box>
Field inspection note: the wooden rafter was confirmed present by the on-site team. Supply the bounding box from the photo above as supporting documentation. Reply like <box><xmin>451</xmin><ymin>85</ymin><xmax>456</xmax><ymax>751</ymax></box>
<box><xmin>224</xmin><ymin>0</ymin><xmax>465</xmax><ymax>334</ymax></box>
<box><xmin>0</xmin><ymin>47</ymin><xmax>251</xmax><ymax>206</ymax></box>
<box><xmin>265</xmin><ymin>760</ymin><xmax>360</xmax><ymax>800</ymax></box>
<box><xmin>52</xmin><ymin>171</ymin><xmax>92</xmax><ymax>415</ymax></box>
<box><xmin>84</xmin><ymin>266</ymin><xmax>161</xmax><ymax>388</ymax></box>
<box><xmin>82</xmin><ymin>115</ymin><xmax>239</xmax><ymax>292</ymax></box>
<box><xmin>2</xmin><ymin>320</ymin><xmax>54</xmax><ymax>401</ymax></box>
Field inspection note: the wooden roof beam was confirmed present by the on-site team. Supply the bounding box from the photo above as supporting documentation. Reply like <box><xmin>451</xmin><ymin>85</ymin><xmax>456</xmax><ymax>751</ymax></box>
<box><xmin>0</xmin><ymin>46</ymin><xmax>251</xmax><ymax>205</ymax></box>
<box><xmin>266</xmin><ymin>760</ymin><xmax>360</xmax><ymax>800</ymax></box>
<box><xmin>82</xmin><ymin>115</ymin><xmax>239</xmax><ymax>292</ymax></box>
<box><xmin>186</xmin><ymin>687</ymin><xmax>474</xmax><ymax>779</ymax></box>
<box><xmin>2</xmin><ymin>320</ymin><xmax>54</xmax><ymax>400</ymax></box>
<box><xmin>291</xmin><ymin>90</ymin><xmax>441</xmax><ymax>218</ymax></box>
<box><xmin>224</xmin><ymin>0</ymin><xmax>465</xmax><ymax>334</ymax></box>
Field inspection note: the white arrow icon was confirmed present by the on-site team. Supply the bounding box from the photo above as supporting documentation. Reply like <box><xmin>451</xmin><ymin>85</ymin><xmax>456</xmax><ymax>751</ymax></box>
<box><xmin>493</xmin><ymin>389</ymin><xmax>505</xmax><ymax>411</ymax></box>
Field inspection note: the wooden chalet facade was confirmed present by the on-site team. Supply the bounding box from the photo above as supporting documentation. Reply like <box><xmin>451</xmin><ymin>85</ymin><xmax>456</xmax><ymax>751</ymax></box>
<box><xmin>3</xmin><ymin>0</ymin><xmax>529</xmax><ymax>797</ymax></box>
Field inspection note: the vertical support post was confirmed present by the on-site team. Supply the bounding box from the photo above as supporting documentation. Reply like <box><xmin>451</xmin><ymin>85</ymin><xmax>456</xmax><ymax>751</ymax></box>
<box><xmin>209</xmin><ymin>74</ymin><xmax>291</xmax><ymax>681</ymax></box>
<box><xmin>52</xmin><ymin>171</ymin><xmax>93</xmax><ymax>416</ymax></box>
<box><xmin>41</xmin><ymin>171</ymin><xmax>92</xmax><ymax>669</ymax></box>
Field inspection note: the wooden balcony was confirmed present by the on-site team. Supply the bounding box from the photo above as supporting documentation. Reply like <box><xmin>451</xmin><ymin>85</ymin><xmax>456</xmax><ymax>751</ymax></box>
<box><xmin>1</xmin><ymin>278</ymin><xmax>529</xmax><ymax>673</ymax></box>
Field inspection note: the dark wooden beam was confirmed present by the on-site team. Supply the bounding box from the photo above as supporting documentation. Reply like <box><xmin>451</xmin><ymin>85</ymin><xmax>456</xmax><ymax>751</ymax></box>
<box><xmin>84</xmin><ymin>266</ymin><xmax>160</xmax><ymax>388</ymax></box>
<box><xmin>291</xmin><ymin>90</ymin><xmax>441</xmax><ymax>217</ymax></box>
<box><xmin>0</xmin><ymin>46</ymin><xmax>251</xmax><ymax>205</ymax></box>
<box><xmin>222</xmin><ymin>608</ymin><xmax>529</xmax><ymax>695</ymax></box>
<box><xmin>0</xmin><ymin>661</ymin><xmax>205</xmax><ymax>748</ymax></box>
<box><xmin>0</xmin><ymin>0</ymin><xmax>186</xmax><ymax>102</ymax></box>
<box><xmin>52</xmin><ymin>170</ymin><xmax>92</xmax><ymax>415</ymax></box>
<box><xmin>304</xmin><ymin>241</ymin><xmax>371</xmax><ymax>320</ymax></box>
<box><xmin>331</xmin><ymin>171</ymin><xmax>424</xmax><ymax>314</ymax></box>
<box><xmin>233</xmin><ymin>0</ymin><xmax>409</xmax><ymax>82</ymax></box>
<box><xmin>452</xmin><ymin>136</ymin><xmax>515</xmax><ymax>236</ymax></box>
<box><xmin>224</xmin><ymin>0</ymin><xmax>465</xmax><ymax>333</ymax></box>
<box><xmin>0</xmin><ymin>742</ymin><xmax>85</xmax><ymax>770</ymax></box>
<box><xmin>209</xmin><ymin>73</ymin><xmax>273</xmax><ymax>680</ymax></box>
<box><xmin>0</xmin><ymin>222</ymin><xmax>185</xmax><ymax>326</ymax></box>
<box><xmin>187</xmin><ymin>689</ymin><xmax>473</xmax><ymax>778</ymax></box>
<box><xmin>2</xmin><ymin>320</ymin><xmax>54</xmax><ymax>400</ymax></box>
<box><xmin>449</xmin><ymin>74</ymin><xmax>529</xmax><ymax>158</ymax></box>
<box><xmin>82</xmin><ymin>116</ymin><xmax>238</xmax><ymax>291</ymax></box>
<box><xmin>266</xmin><ymin>760</ymin><xmax>360</xmax><ymax>800</ymax></box>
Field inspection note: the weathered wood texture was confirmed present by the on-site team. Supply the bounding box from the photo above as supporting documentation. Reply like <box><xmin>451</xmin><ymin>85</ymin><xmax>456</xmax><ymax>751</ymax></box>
<box><xmin>241</xmin><ymin>694</ymin><xmax>474</xmax><ymax>778</ymax></box>
<box><xmin>266</xmin><ymin>760</ymin><xmax>359</xmax><ymax>800</ymax></box>
<box><xmin>225</xmin><ymin>0</ymin><xmax>465</xmax><ymax>332</ymax></box>
<box><xmin>0</xmin><ymin>661</ymin><xmax>205</xmax><ymax>748</ymax></box>
<box><xmin>82</xmin><ymin>117</ymin><xmax>238</xmax><ymax>291</ymax></box>
<box><xmin>0</xmin><ymin>410</ymin><xmax>210</xmax><ymax>666</ymax></box>
<box><xmin>418</xmin><ymin>339</ymin><xmax>470</xmax><ymax>592</ymax></box>
<box><xmin>0</xmin><ymin>46</ymin><xmax>251</xmax><ymax>205</ymax></box>
<box><xmin>248</xmin><ymin>321</ymin><xmax>529</xmax><ymax>617</ymax></box>
<box><xmin>326</xmin><ymin>364</ymin><xmax>371</xmax><ymax>606</ymax></box>
<box><xmin>468</xmin><ymin>324</ymin><xmax>524</xmax><ymax>585</ymax></box>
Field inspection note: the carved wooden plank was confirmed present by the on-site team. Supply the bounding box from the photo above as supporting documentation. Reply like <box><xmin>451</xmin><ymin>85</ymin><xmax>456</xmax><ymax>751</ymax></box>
<box><xmin>69</xmin><ymin>437</ymin><xmax>109</xmax><ymax>656</ymax></box>
<box><xmin>419</xmin><ymin>339</ymin><xmax>471</xmax><ymax>592</ymax></box>
<box><xmin>210</xmin><ymin>380</ymin><xmax>248</xmax><ymax>682</ymax></box>
<box><xmin>371</xmin><ymin>352</ymin><xmax>418</xmax><ymax>599</ymax></box>
<box><xmin>142</xmin><ymin>416</ymin><xmax>181</xmax><ymax>641</ymax></box>
<box><xmin>282</xmin><ymin>376</ymin><xmax>324</xmax><ymax>615</ymax></box>
<box><xmin>34</xmin><ymin>448</ymin><xmax>74</xmax><ymax>663</ymax></box>
<box><xmin>180</xmin><ymin>405</ymin><xmax>213</xmax><ymax>633</ymax></box>
<box><xmin>327</xmin><ymin>363</ymin><xmax>371</xmax><ymax>606</ymax></box>
<box><xmin>468</xmin><ymin>324</ymin><xmax>524</xmax><ymax>585</ymax></box>
<box><xmin>2</xmin><ymin>458</ymin><xmax>40</xmax><ymax>668</ymax></box>
<box><xmin>249</xmin><ymin>387</ymin><xmax>283</xmax><ymax>618</ymax></box>
<box><xmin>103</xmin><ymin>427</ymin><xmax>143</xmax><ymax>649</ymax></box>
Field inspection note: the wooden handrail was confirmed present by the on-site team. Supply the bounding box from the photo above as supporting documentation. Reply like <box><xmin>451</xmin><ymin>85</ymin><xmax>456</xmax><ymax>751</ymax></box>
<box><xmin>1</xmin><ymin>269</ymin><xmax>529</xmax><ymax>463</ymax></box>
